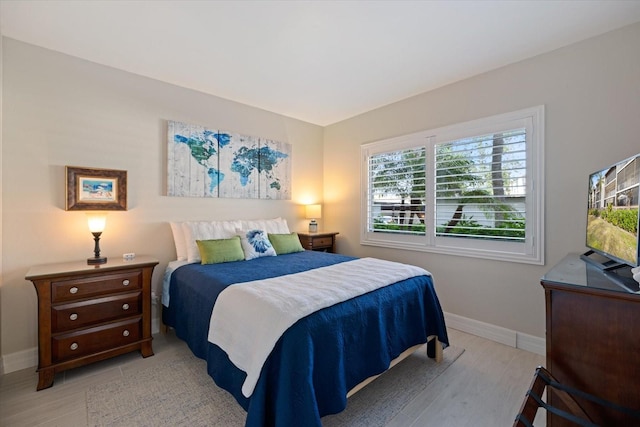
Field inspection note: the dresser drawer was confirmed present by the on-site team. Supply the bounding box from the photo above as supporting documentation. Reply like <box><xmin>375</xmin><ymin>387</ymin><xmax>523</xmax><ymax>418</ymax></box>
<box><xmin>52</xmin><ymin>318</ymin><xmax>141</xmax><ymax>362</ymax></box>
<box><xmin>312</xmin><ymin>237</ymin><xmax>333</xmax><ymax>247</ymax></box>
<box><xmin>52</xmin><ymin>292</ymin><xmax>141</xmax><ymax>332</ymax></box>
<box><xmin>51</xmin><ymin>271</ymin><xmax>142</xmax><ymax>303</ymax></box>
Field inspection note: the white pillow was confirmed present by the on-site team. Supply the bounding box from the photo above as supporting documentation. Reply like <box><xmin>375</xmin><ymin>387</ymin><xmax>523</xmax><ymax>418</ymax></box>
<box><xmin>240</xmin><ymin>217</ymin><xmax>290</xmax><ymax>234</ymax></box>
<box><xmin>169</xmin><ymin>222</ymin><xmax>187</xmax><ymax>261</ymax></box>
<box><xmin>237</xmin><ymin>229</ymin><xmax>277</xmax><ymax>260</ymax></box>
<box><xmin>182</xmin><ymin>220</ymin><xmax>242</xmax><ymax>263</ymax></box>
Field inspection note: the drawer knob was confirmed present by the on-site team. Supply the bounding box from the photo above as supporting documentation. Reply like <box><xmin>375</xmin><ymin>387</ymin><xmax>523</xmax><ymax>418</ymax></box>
<box><xmin>122</xmin><ymin>330</ymin><xmax>130</xmax><ymax>337</ymax></box>
<box><xmin>70</xmin><ymin>342</ymin><xmax>79</xmax><ymax>351</ymax></box>
<box><xmin>69</xmin><ymin>287</ymin><xmax>79</xmax><ymax>294</ymax></box>
<box><xmin>122</xmin><ymin>303</ymin><xmax>130</xmax><ymax>311</ymax></box>
<box><xmin>69</xmin><ymin>313</ymin><xmax>78</xmax><ymax>321</ymax></box>
<box><xmin>122</xmin><ymin>279</ymin><xmax>130</xmax><ymax>286</ymax></box>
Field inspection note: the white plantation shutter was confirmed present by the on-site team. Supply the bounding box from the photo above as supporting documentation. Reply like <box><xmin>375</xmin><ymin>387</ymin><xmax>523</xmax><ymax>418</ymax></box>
<box><xmin>361</xmin><ymin>106</ymin><xmax>544</xmax><ymax>265</ymax></box>
<box><xmin>435</xmin><ymin>129</ymin><xmax>526</xmax><ymax>242</ymax></box>
<box><xmin>367</xmin><ymin>146</ymin><xmax>426</xmax><ymax>236</ymax></box>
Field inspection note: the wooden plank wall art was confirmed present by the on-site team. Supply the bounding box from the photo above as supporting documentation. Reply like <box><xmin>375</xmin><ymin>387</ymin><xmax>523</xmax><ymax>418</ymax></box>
<box><xmin>167</xmin><ymin>120</ymin><xmax>291</xmax><ymax>199</ymax></box>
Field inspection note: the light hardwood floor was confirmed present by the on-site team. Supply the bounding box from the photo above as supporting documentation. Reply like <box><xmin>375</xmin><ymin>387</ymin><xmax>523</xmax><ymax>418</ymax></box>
<box><xmin>0</xmin><ymin>328</ymin><xmax>546</xmax><ymax>426</ymax></box>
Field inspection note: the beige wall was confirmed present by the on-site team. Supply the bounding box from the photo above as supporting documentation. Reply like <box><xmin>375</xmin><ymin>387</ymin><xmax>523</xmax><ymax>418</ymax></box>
<box><xmin>1</xmin><ymin>39</ymin><xmax>324</xmax><ymax>360</ymax></box>
<box><xmin>2</xmin><ymin>22</ymin><xmax>640</xmax><ymax>368</ymax></box>
<box><xmin>0</xmin><ymin>15</ymin><xmax>4</xmax><ymax>364</ymax></box>
<box><xmin>323</xmin><ymin>23</ymin><xmax>640</xmax><ymax>339</ymax></box>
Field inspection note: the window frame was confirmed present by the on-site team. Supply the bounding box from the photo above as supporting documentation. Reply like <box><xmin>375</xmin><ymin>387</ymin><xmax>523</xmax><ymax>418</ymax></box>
<box><xmin>360</xmin><ymin>106</ymin><xmax>545</xmax><ymax>265</ymax></box>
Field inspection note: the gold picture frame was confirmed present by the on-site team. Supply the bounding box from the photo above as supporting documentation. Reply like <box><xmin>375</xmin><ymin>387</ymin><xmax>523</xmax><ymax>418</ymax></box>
<box><xmin>66</xmin><ymin>166</ymin><xmax>127</xmax><ymax>211</ymax></box>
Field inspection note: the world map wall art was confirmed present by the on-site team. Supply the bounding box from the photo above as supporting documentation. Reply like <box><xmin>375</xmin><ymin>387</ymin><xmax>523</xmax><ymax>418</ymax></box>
<box><xmin>167</xmin><ymin>120</ymin><xmax>291</xmax><ymax>199</ymax></box>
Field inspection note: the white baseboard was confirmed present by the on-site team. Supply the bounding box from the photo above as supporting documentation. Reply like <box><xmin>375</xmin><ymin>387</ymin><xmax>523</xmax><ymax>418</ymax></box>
<box><xmin>516</xmin><ymin>331</ymin><xmax>546</xmax><ymax>356</ymax></box>
<box><xmin>2</xmin><ymin>347</ymin><xmax>38</xmax><ymax>375</ymax></box>
<box><xmin>152</xmin><ymin>318</ymin><xmax>160</xmax><ymax>336</ymax></box>
<box><xmin>1</xmin><ymin>311</ymin><xmax>544</xmax><ymax>374</ymax></box>
<box><xmin>444</xmin><ymin>311</ymin><xmax>545</xmax><ymax>356</ymax></box>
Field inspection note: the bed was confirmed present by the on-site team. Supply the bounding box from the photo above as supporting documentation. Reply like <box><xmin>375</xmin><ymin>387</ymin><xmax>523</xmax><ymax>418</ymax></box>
<box><xmin>162</xmin><ymin>219</ymin><xmax>449</xmax><ymax>427</ymax></box>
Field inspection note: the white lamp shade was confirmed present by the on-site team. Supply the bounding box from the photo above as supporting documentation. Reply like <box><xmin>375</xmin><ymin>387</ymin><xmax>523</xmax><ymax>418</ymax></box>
<box><xmin>87</xmin><ymin>213</ymin><xmax>107</xmax><ymax>233</ymax></box>
<box><xmin>305</xmin><ymin>204</ymin><xmax>322</xmax><ymax>219</ymax></box>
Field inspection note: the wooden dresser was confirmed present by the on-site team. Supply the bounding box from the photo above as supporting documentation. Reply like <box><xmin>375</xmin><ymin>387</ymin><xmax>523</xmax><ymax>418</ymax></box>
<box><xmin>26</xmin><ymin>256</ymin><xmax>158</xmax><ymax>390</ymax></box>
<box><xmin>541</xmin><ymin>254</ymin><xmax>640</xmax><ymax>426</ymax></box>
<box><xmin>297</xmin><ymin>231</ymin><xmax>339</xmax><ymax>253</ymax></box>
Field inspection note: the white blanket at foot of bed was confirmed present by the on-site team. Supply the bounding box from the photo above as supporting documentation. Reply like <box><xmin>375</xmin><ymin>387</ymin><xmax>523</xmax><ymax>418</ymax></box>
<box><xmin>208</xmin><ymin>257</ymin><xmax>431</xmax><ymax>397</ymax></box>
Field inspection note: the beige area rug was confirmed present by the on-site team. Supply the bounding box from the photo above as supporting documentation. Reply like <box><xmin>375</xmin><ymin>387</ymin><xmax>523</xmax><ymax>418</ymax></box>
<box><xmin>87</xmin><ymin>345</ymin><xmax>464</xmax><ymax>427</ymax></box>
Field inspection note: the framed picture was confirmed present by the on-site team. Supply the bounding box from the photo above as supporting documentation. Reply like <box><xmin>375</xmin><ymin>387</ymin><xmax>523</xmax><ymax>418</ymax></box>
<box><xmin>66</xmin><ymin>166</ymin><xmax>127</xmax><ymax>211</ymax></box>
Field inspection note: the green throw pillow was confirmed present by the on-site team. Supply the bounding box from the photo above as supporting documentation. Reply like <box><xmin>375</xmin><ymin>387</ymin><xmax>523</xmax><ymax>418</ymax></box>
<box><xmin>196</xmin><ymin>237</ymin><xmax>245</xmax><ymax>264</ymax></box>
<box><xmin>268</xmin><ymin>232</ymin><xmax>305</xmax><ymax>255</ymax></box>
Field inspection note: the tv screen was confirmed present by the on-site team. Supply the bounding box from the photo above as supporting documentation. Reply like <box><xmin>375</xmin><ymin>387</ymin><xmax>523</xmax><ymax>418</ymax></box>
<box><xmin>585</xmin><ymin>153</ymin><xmax>640</xmax><ymax>268</ymax></box>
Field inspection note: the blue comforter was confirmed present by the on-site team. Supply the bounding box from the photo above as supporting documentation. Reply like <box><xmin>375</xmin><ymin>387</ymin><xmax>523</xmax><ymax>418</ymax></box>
<box><xmin>162</xmin><ymin>251</ymin><xmax>448</xmax><ymax>427</ymax></box>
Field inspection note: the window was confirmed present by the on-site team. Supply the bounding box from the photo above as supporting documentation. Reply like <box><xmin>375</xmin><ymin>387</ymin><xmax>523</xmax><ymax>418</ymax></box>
<box><xmin>361</xmin><ymin>106</ymin><xmax>544</xmax><ymax>264</ymax></box>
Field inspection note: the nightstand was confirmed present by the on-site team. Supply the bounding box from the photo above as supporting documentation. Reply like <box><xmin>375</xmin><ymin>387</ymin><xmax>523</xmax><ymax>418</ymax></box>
<box><xmin>297</xmin><ymin>231</ymin><xmax>339</xmax><ymax>253</ymax></box>
<box><xmin>25</xmin><ymin>256</ymin><xmax>158</xmax><ymax>390</ymax></box>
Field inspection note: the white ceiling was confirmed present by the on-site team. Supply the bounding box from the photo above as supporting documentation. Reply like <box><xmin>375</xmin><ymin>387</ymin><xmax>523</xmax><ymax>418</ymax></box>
<box><xmin>2</xmin><ymin>1</ymin><xmax>640</xmax><ymax>126</ymax></box>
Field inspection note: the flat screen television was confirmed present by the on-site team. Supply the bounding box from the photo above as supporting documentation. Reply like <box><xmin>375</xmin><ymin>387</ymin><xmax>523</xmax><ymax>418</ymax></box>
<box><xmin>582</xmin><ymin>152</ymin><xmax>640</xmax><ymax>290</ymax></box>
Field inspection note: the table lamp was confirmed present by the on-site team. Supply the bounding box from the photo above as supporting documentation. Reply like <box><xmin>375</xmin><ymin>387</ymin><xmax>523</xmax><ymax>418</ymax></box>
<box><xmin>86</xmin><ymin>213</ymin><xmax>108</xmax><ymax>265</ymax></box>
<box><xmin>305</xmin><ymin>204</ymin><xmax>321</xmax><ymax>232</ymax></box>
